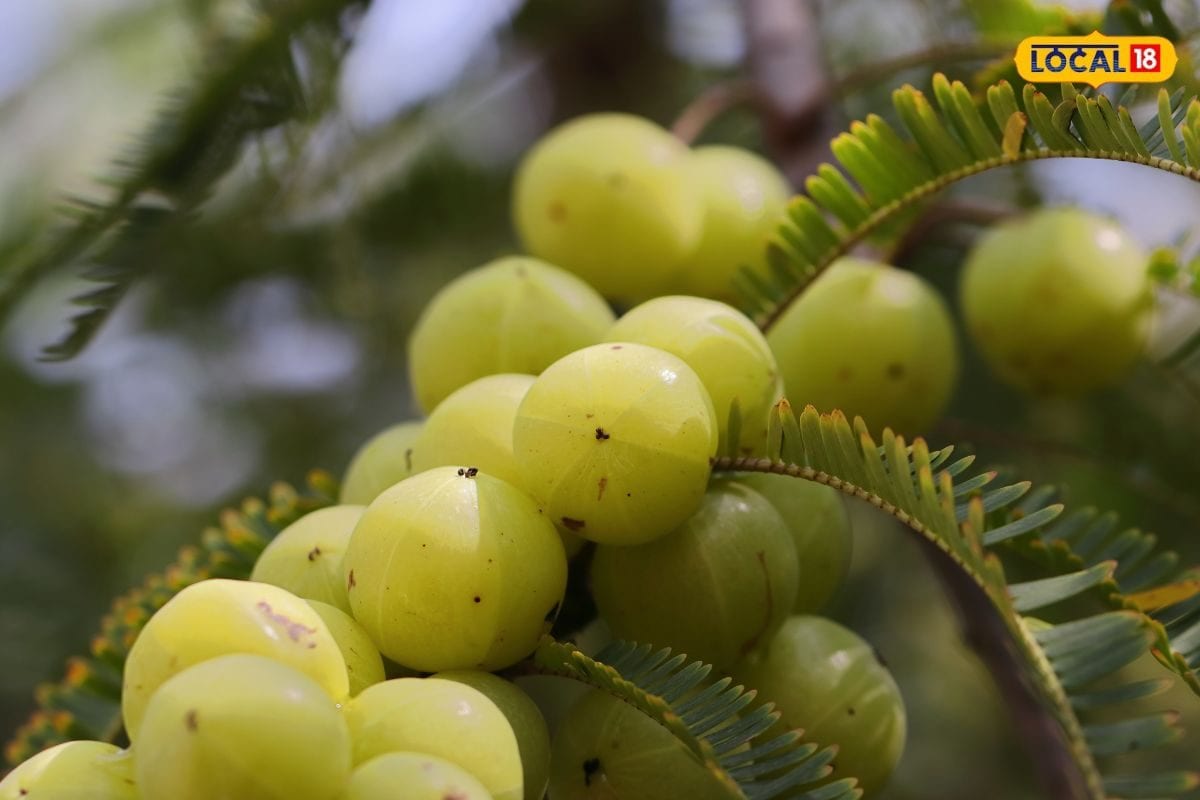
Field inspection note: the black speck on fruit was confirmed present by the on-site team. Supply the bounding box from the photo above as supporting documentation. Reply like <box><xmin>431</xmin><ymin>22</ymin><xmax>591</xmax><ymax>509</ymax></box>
<box><xmin>473</xmin><ymin>596</ymin><xmax>481</xmax><ymax>604</ymax></box>
<box><xmin>595</xmin><ymin>427</ymin><xmax>610</xmax><ymax>440</ymax></box>
<box><xmin>185</xmin><ymin>710</ymin><xmax>199</xmax><ymax>732</ymax></box>
<box><xmin>583</xmin><ymin>758</ymin><xmax>602</xmax><ymax>786</ymax></box>
<box><xmin>347</xmin><ymin>570</ymin><xmax>356</xmax><ymax>590</ymax></box>
<box><xmin>307</xmin><ymin>546</ymin><xmax>321</xmax><ymax>562</ymax></box>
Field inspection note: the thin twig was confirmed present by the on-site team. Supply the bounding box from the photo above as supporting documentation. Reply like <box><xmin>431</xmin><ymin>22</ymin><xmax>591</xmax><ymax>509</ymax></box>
<box><xmin>671</xmin><ymin>43</ymin><xmax>1011</xmax><ymax>144</ymax></box>
<box><xmin>880</xmin><ymin>199</ymin><xmax>1015</xmax><ymax>263</ymax></box>
<box><xmin>670</xmin><ymin>79</ymin><xmax>760</xmax><ymax>144</ymax></box>
<box><xmin>669</xmin><ymin>28</ymin><xmax>1011</xmax><ymax>163</ymax></box>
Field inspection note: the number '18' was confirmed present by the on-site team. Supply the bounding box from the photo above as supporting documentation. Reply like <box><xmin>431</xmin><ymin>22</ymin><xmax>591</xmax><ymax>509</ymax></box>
<box><xmin>1132</xmin><ymin>44</ymin><xmax>1160</xmax><ymax>72</ymax></box>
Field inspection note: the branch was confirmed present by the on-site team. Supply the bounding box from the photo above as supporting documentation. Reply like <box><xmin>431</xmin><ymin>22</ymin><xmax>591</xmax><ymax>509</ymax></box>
<box><xmin>738</xmin><ymin>0</ymin><xmax>1012</xmax><ymax>183</ymax></box>
<box><xmin>710</xmin><ymin>454</ymin><xmax>1093</xmax><ymax>799</ymax></box>
<box><xmin>738</xmin><ymin>0</ymin><xmax>833</xmax><ymax>183</ymax></box>
<box><xmin>879</xmin><ymin>199</ymin><xmax>1015</xmax><ymax>264</ymax></box>
<box><xmin>670</xmin><ymin>79</ymin><xmax>759</xmax><ymax>144</ymax></box>
<box><xmin>917</xmin><ymin>536</ymin><xmax>1091</xmax><ymax>800</ymax></box>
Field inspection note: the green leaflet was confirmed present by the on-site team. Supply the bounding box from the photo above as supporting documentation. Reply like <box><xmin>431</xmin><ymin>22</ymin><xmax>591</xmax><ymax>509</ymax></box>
<box><xmin>1004</xmin><ymin>494</ymin><xmax>1200</xmax><ymax>698</ymax></box>
<box><xmin>2</xmin><ymin>472</ymin><xmax>338</xmax><ymax>766</ymax></box>
<box><xmin>3</xmin><ymin>475</ymin><xmax>861</xmax><ymax>799</ymax></box>
<box><xmin>0</xmin><ymin>0</ymin><xmax>360</xmax><ymax>362</ymax></box>
<box><xmin>526</xmin><ymin>638</ymin><xmax>861</xmax><ymax>800</ymax></box>
<box><xmin>9</xmin><ymin>405</ymin><xmax>1200</xmax><ymax>799</ymax></box>
<box><xmin>742</xmin><ymin>78</ymin><xmax>1200</xmax><ymax>333</ymax></box>
<box><xmin>710</xmin><ymin>403</ymin><xmax>1200</xmax><ymax>800</ymax></box>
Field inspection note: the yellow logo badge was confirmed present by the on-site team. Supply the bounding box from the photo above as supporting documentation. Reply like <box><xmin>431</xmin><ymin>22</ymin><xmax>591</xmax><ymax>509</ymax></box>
<box><xmin>1015</xmin><ymin>30</ymin><xmax>1177</xmax><ymax>87</ymax></box>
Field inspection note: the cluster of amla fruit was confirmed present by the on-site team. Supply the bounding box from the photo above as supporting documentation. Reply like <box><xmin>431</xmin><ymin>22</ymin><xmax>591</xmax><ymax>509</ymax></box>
<box><xmin>2</xmin><ymin>112</ymin><xmax>1158</xmax><ymax>800</ymax></box>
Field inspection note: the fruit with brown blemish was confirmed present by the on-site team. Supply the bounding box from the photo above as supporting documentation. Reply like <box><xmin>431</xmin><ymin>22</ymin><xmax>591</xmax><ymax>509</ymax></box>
<box><xmin>736</xmin><ymin>472</ymin><xmax>853</xmax><ymax>613</ymax></box>
<box><xmin>513</xmin><ymin>343</ymin><xmax>718</xmax><ymax>546</ymax></box>
<box><xmin>134</xmin><ymin>654</ymin><xmax>351</xmax><ymax>800</ymax></box>
<box><xmin>342</xmin><ymin>467</ymin><xmax>567</xmax><ymax>671</ymax></box>
<box><xmin>605</xmin><ymin>296</ymin><xmax>782</xmax><ymax>455</ymax></box>
<box><xmin>513</xmin><ymin>113</ymin><xmax>703</xmax><ymax>303</ymax></box>
<box><xmin>339</xmin><ymin>421</ymin><xmax>423</xmax><ymax>505</ymax></box>
<box><xmin>734</xmin><ymin>615</ymin><xmax>907</xmax><ymax>796</ymax></box>
<box><xmin>121</xmin><ymin>579</ymin><xmax>348</xmax><ymax>742</ymax></box>
<box><xmin>250</xmin><ymin>505</ymin><xmax>364</xmax><ymax>613</ymax></box>
<box><xmin>0</xmin><ymin>740</ymin><xmax>136</xmax><ymax>800</ymax></box>
<box><xmin>961</xmin><ymin>207</ymin><xmax>1153</xmax><ymax>394</ymax></box>
<box><xmin>590</xmin><ymin>480</ymin><xmax>798</xmax><ymax>670</ymax></box>
<box><xmin>305</xmin><ymin>600</ymin><xmax>386</xmax><ymax>696</ymax></box>
<box><xmin>547</xmin><ymin>689</ymin><xmax>730</xmax><ymax>800</ymax></box>
<box><xmin>342</xmin><ymin>752</ymin><xmax>491</xmax><ymax>800</ymax></box>
<box><xmin>410</xmin><ymin>373</ymin><xmax>535</xmax><ymax>487</ymax></box>
<box><xmin>408</xmin><ymin>256</ymin><xmax>614</xmax><ymax>413</ymax></box>
<box><xmin>343</xmin><ymin>677</ymin><xmax>523</xmax><ymax>800</ymax></box>
<box><xmin>767</xmin><ymin>257</ymin><xmax>958</xmax><ymax>435</ymax></box>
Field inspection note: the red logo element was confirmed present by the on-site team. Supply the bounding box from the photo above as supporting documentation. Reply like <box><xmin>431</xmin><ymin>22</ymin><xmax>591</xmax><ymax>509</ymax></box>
<box><xmin>1131</xmin><ymin>44</ymin><xmax>1161</xmax><ymax>72</ymax></box>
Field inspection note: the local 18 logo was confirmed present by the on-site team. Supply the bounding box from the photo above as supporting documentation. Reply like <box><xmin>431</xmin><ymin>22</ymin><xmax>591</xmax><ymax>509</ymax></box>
<box><xmin>1015</xmin><ymin>31</ymin><xmax>1177</xmax><ymax>87</ymax></box>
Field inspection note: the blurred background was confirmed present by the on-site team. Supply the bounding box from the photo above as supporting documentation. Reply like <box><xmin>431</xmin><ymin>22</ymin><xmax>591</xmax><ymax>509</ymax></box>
<box><xmin>1</xmin><ymin>0</ymin><xmax>1200</xmax><ymax>797</ymax></box>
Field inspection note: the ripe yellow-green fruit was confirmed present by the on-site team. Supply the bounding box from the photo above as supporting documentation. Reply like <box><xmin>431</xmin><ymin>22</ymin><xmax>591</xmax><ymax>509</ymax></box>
<box><xmin>134</xmin><ymin>654</ymin><xmax>351</xmax><ymax>800</ymax></box>
<box><xmin>736</xmin><ymin>616</ymin><xmax>906</xmax><ymax>796</ymax></box>
<box><xmin>548</xmin><ymin>689</ymin><xmax>729</xmax><ymax>800</ymax></box>
<box><xmin>343</xmin><ymin>467</ymin><xmax>567</xmax><ymax>671</ymax></box>
<box><xmin>408</xmin><ymin>256</ymin><xmax>614</xmax><ymax>413</ymax></box>
<box><xmin>961</xmin><ymin>207</ymin><xmax>1153</xmax><ymax>394</ymax></box>
<box><xmin>343</xmin><ymin>753</ymin><xmax>491</xmax><ymax>800</ymax></box>
<box><xmin>435</xmin><ymin>670</ymin><xmax>552</xmax><ymax>800</ymax></box>
<box><xmin>411</xmin><ymin>373</ymin><xmax>534</xmax><ymax>486</ymax></box>
<box><xmin>767</xmin><ymin>258</ymin><xmax>958</xmax><ymax>435</ymax></box>
<box><xmin>0</xmin><ymin>741</ymin><xmax>136</xmax><ymax>800</ymax></box>
<box><xmin>339</xmin><ymin>421</ymin><xmax>422</xmax><ymax>505</ymax></box>
<box><xmin>306</xmin><ymin>600</ymin><xmax>386</xmax><ymax>696</ymax></box>
<box><xmin>678</xmin><ymin>145</ymin><xmax>791</xmax><ymax>300</ymax></box>
<box><xmin>737</xmin><ymin>473</ymin><xmax>852</xmax><ymax>613</ymax></box>
<box><xmin>343</xmin><ymin>677</ymin><xmax>523</xmax><ymax>800</ymax></box>
<box><xmin>513</xmin><ymin>113</ymin><xmax>703</xmax><ymax>303</ymax></box>
<box><xmin>590</xmin><ymin>480</ymin><xmax>798</xmax><ymax>670</ymax></box>
<box><xmin>122</xmin><ymin>580</ymin><xmax>348</xmax><ymax>742</ymax></box>
<box><xmin>250</xmin><ymin>505</ymin><xmax>363</xmax><ymax>613</ymax></box>
<box><xmin>513</xmin><ymin>343</ymin><xmax>718</xmax><ymax>546</ymax></box>
<box><xmin>606</xmin><ymin>296</ymin><xmax>781</xmax><ymax>456</ymax></box>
